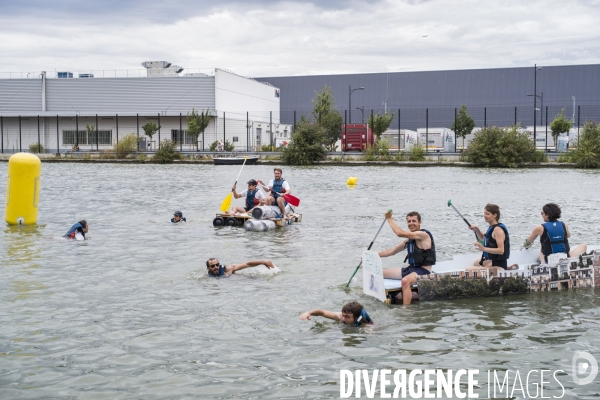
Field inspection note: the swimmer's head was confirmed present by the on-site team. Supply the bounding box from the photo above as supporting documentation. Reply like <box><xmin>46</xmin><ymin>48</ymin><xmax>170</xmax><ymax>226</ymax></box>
<box><xmin>79</xmin><ymin>220</ymin><xmax>88</xmax><ymax>233</ymax></box>
<box><xmin>341</xmin><ymin>301</ymin><xmax>364</xmax><ymax>325</ymax></box>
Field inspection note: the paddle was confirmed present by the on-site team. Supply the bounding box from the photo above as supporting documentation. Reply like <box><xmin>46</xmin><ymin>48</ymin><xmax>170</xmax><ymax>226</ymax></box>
<box><xmin>344</xmin><ymin>210</ymin><xmax>391</xmax><ymax>289</ymax></box>
<box><xmin>219</xmin><ymin>158</ymin><xmax>247</xmax><ymax>212</ymax></box>
<box><xmin>258</xmin><ymin>183</ymin><xmax>300</xmax><ymax>207</ymax></box>
<box><xmin>447</xmin><ymin>199</ymin><xmax>479</xmax><ymax>240</ymax></box>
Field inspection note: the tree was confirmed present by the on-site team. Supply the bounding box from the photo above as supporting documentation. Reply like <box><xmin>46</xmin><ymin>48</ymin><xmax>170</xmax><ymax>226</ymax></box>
<box><xmin>187</xmin><ymin>108</ymin><xmax>212</xmax><ymax>151</ymax></box>
<box><xmin>85</xmin><ymin>124</ymin><xmax>95</xmax><ymax>148</ymax></box>
<box><xmin>368</xmin><ymin>111</ymin><xmax>396</xmax><ymax>140</ymax></box>
<box><xmin>464</xmin><ymin>125</ymin><xmax>537</xmax><ymax>167</ymax></box>
<box><xmin>312</xmin><ymin>85</ymin><xmax>343</xmax><ymax>151</ymax></box>
<box><xmin>451</xmin><ymin>105</ymin><xmax>475</xmax><ymax>151</ymax></box>
<box><xmin>282</xmin><ymin>116</ymin><xmax>327</xmax><ymax>165</ymax></box>
<box><xmin>550</xmin><ymin>108</ymin><xmax>572</xmax><ymax>150</ymax></box>
<box><xmin>570</xmin><ymin>121</ymin><xmax>600</xmax><ymax>168</ymax></box>
<box><xmin>142</xmin><ymin>121</ymin><xmax>160</xmax><ymax>144</ymax></box>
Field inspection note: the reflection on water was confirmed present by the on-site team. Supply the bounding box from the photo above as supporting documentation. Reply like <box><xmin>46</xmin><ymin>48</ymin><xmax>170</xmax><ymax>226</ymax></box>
<box><xmin>0</xmin><ymin>163</ymin><xmax>599</xmax><ymax>398</ymax></box>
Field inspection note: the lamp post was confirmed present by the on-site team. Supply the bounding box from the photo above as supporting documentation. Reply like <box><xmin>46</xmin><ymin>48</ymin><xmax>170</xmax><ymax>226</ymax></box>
<box><xmin>356</xmin><ymin>107</ymin><xmax>365</xmax><ymax>124</ymax></box>
<box><xmin>531</xmin><ymin>65</ymin><xmax>542</xmax><ymax>146</ymax></box>
<box><xmin>527</xmin><ymin>92</ymin><xmax>543</xmax><ymax>126</ymax></box>
<box><xmin>349</xmin><ymin>86</ymin><xmax>364</xmax><ymax>124</ymax></box>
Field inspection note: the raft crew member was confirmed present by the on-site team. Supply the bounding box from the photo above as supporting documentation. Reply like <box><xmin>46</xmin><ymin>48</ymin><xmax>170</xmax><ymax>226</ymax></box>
<box><xmin>257</xmin><ymin>168</ymin><xmax>291</xmax><ymax>220</ymax></box>
<box><xmin>205</xmin><ymin>258</ymin><xmax>275</xmax><ymax>277</ymax></box>
<box><xmin>64</xmin><ymin>220</ymin><xmax>88</xmax><ymax>240</ymax></box>
<box><xmin>227</xmin><ymin>179</ymin><xmax>265</xmax><ymax>215</ymax></box>
<box><xmin>466</xmin><ymin>204</ymin><xmax>512</xmax><ymax>272</ymax></box>
<box><xmin>171</xmin><ymin>211</ymin><xmax>186</xmax><ymax>223</ymax></box>
<box><xmin>299</xmin><ymin>301</ymin><xmax>374</xmax><ymax>327</ymax></box>
<box><xmin>378</xmin><ymin>210</ymin><xmax>436</xmax><ymax>306</ymax></box>
<box><xmin>523</xmin><ymin>203</ymin><xmax>587</xmax><ymax>263</ymax></box>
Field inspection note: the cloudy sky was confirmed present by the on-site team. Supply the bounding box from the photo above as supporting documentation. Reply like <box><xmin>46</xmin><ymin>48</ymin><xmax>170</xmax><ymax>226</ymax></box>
<box><xmin>1</xmin><ymin>0</ymin><xmax>599</xmax><ymax>78</ymax></box>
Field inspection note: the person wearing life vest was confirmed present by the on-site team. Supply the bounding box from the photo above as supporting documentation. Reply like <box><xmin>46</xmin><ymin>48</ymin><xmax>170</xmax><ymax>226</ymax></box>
<box><xmin>64</xmin><ymin>220</ymin><xmax>88</xmax><ymax>240</ymax></box>
<box><xmin>377</xmin><ymin>210</ymin><xmax>436</xmax><ymax>305</ymax></box>
<box><xmin>171</xmin><ymin>211</ymin><xmax>186</xmax><ymax>223</ymax></box>
<box><xmin>523</xmin><ymin>203</ymin><xmax>587</xmax><ymax>263</ymax></box>
<box><xmin>227</xmin><ymin>179</ymin><xmax>266</xmax><ymax>215</ymax></box>
<box><xmin>205</xmin><ymin>257</ymin><xmax>275</xmax><ymax>277</ymax></box>
<box><xmin>257</xmin><ymin>168</ymin><xmax>291</xmax><ymax>220</ymax></box>
<box><xmin>299</xmin><ymin>301</ymin><xmax>374</xmax><ymax>327</ymax></box>
<box><xmin>466</xmin><ymin>204</ymin><xmax>511</xmax><ymax>272</ymax></box>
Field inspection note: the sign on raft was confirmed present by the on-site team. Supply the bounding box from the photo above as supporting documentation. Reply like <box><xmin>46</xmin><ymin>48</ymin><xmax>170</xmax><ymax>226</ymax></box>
<box><xmin>362</xmin><ymin>250</ymin><xmax>386</xmax><ymax>302</ymax></box>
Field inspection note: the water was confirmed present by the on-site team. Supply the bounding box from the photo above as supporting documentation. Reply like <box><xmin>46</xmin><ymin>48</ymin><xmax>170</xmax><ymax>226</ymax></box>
<box><xmin>1</xmin><ymin>163</ymin><xmax>599</xmax><ymax>398</ymax></box>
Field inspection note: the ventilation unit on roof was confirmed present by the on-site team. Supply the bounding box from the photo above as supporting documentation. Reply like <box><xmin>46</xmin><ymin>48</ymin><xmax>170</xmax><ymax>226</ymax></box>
<box><xmin>142</xmin><ymin>61</ymin><xmax>184</xmax><ymax>77</ymax></box>
<box><xmin>57</xmin><ymin>72</ymin><xmax>73</xmax><ymax>78</ymax></box>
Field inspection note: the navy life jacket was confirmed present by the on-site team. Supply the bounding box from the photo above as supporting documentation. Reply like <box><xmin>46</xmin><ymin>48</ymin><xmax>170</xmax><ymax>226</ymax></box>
<box><xmin>482</xmin><ymin>223</ymin><xmax>510</xmax><ymax>261</ymax></box>
<box><xmin>271</xmin><ymin>178</ymin><xmax>286</xmax><ymax>200</ymax></box>
<box><xmin>171</xmin><ymin>217</ymin><xmax>187</xmax><ymax>223</ymax></box>
<box><xmin>541</xmin><ymin>221</ymin><xmax>570</xmax><ymax>260</ymax></box>
<box><xmin>404</xmin><ymin>229</ymin><xmax>436</xmax><ymax>267</ymax></box>
<box><xmin>64</xmin><ymin>222</ymin><xmax>85</xmax><ymax>239</ymax></box>
<box><xmin>246</xmin><ymin>189</ymin><xmax>259</xmax><ymax>210</ymax></box>
<box><xmin>351</xmin><ymin>309</ymin><xmax>373</xmax><ymax>327</ymax></box>
<box><xmin>208</xmin><ymin>265</ymin><xmax>226</xmax><ymax>277</ymax></box>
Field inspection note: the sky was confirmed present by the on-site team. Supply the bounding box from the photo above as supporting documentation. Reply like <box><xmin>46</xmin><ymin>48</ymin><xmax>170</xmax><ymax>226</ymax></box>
<box><xmin>1</xmin><ymin>0</ymin><xmax>599</xmax><ymax>78</ymax></box>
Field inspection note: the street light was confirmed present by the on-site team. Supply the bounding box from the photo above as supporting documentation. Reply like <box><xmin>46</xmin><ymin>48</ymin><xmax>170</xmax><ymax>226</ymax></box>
<box><xmin>532</xmin><ymin>65</ymin><xmax>542</xmax><ymax>146</ymax></box>
<box><xmin>356</xmin><ymin>107</ymin><xmax>365</xmax><ymax>124</ymax></box>
<box><xmin>349</xmin><ymin>86</ymin><xmax>364</xmax><ymax>124</ymax></box>
<box><xmin>527</xmin><ymin>92</ymin><xmax>543</xmax><ymax>126</ymax></box>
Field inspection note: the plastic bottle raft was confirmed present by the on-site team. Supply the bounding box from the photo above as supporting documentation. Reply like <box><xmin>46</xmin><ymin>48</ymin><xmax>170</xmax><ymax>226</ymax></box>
<box><xmin>213</xmin><ymin>205</ymin><xmax>302</xmax><ymax>231</ymax></box>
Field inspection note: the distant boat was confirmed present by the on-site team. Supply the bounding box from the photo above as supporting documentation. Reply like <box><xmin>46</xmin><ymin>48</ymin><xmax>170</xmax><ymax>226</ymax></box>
<box><xmin>213</xmin><ymin>156</ymin><xmax>259</xmax><ymax>165</ymax></box>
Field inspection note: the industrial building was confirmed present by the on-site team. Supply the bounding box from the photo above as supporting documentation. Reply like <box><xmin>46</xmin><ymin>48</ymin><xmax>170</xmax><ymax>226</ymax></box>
<box><xmin>0</xmin><ymin>63</ymin><xmax>289</xmax><ymax>153</ymax></box>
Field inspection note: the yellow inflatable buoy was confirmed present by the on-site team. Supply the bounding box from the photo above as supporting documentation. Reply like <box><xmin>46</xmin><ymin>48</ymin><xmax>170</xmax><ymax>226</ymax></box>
<box><xmin>346</xmin><ymin>177</ymin><xmax>358</xmax><ymax>185</ymax></box>
<box><xmin>5</xmin><ymin>153</ymin><xmax>41</xmax><ymax>225</ymax></box>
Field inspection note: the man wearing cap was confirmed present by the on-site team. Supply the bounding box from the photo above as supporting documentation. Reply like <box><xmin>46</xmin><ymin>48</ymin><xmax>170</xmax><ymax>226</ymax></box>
<box><xmin>228</xmin><ymin>179</ymin><xmax>265</xmax><ymax>215</ymax></box>
<box><xmin>171</xmin><ymin>211</ymin><xmax>186</xmax><ymax>223</ymax></box>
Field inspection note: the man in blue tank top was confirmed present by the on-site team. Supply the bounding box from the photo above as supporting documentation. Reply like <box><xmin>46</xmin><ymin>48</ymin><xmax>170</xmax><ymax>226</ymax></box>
<box><xmin>377</xmin><ymin>210</ymin><xmax>436</xmax><ymax>305</ymax></box>
<box><xmin>523</xmin><ymin>203</ymin><xmax>587</xmax><ymax>263</ymax></box>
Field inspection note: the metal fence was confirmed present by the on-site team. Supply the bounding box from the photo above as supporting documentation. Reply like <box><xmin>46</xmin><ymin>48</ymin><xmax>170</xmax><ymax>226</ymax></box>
<box><xmin>1</xmin><ymin>105</ymin><xmax>598</xmax><ymax>154</ymax></box>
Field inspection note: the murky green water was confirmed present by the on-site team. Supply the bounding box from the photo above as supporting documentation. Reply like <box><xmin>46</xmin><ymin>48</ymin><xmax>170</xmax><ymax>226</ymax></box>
<box><xmin>1</xmin><ymin>163</ymin><xmax>599</xmax><ymax>399</ymax></box>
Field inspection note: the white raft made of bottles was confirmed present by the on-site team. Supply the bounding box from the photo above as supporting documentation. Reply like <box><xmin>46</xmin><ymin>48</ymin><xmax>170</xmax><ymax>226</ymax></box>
<box><xmin>212</xmin><ymin>205</ymin><xmax>302</xmax><ymax>231</ymax></box>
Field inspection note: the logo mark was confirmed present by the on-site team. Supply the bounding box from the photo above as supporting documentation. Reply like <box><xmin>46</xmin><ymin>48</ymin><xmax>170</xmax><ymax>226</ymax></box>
<box><xmin>572</xmin><ymin>351</ymin><xmax>598</xmax><ymax>385</ymax></box>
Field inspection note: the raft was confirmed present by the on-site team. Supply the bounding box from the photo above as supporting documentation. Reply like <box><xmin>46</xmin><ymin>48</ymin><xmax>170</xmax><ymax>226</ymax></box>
<box><xmin>212</xmin><ymin>205</ymin><xmax>302</xmax><ymax>230</ymax></box>
<box><xmin>381</xmin><ymin>246</ymin><xmax>600</xmax><ymax>304</ymax></box>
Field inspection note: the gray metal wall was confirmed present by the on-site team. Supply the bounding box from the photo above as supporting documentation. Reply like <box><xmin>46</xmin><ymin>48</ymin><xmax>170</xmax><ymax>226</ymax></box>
<box><xmin>0</xmin><ymin>79</ymin><xmax>43</xmax><ymax>113</ymax></box>
<box><xmin>259</xmin><ymin>64</ymin><xmax>600</xmax><ymax>127</ymax></box>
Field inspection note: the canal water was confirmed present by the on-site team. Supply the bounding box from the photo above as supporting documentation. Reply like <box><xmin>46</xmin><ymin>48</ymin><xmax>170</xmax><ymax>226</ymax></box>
<box><xmin>1</xmin><ymin>163</ymin><xmax>599</xmax><ymax>398</ymax></box>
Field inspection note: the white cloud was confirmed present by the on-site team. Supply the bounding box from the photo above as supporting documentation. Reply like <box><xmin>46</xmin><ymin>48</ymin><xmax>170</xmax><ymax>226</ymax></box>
<box><xmin>1</xmin><ymin>0</ymin><xmax>599</xmax><ymax>77</ymax></box>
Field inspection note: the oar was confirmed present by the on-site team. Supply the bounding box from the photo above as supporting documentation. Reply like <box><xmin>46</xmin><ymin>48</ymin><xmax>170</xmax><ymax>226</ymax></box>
<box><xmin>344</xmin><ymin>210</ymin><xmax>391</xmax><ymax>289</ymax></box>
<box><xmin>259</xmin><ymin>184</ymin><xmax>300</xmax><ymax>207</ymax></box>
<box><xmin>447</xmin><ymin>199</ymin><xmax>478</xmax><ymax>240</ymax></box>
<box><xmin>219</xmin><ymin>158</ymin><xmax>247</xmax><ymax>212</ymax></box>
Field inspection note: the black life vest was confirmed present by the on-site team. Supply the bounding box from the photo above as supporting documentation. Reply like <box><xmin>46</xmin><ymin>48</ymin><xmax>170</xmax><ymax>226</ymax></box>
<box><xmin>541</xmin><ymin>221</ymin><xmax>570</xmax><ymax>260</ymax></box>
<box><xmin>404</xmin><ymin>229</ymin><xmax>436</xmax><ymax>267</ymax></box>
<box><xmin>482</xmin><ymin>223</ymin><xmax>510</xmax><ymax>260</ymax></box>
<box><xmin>271</xmin><ymin>178</ymin><xmax>286</xmax><ymax>200</ymax></box>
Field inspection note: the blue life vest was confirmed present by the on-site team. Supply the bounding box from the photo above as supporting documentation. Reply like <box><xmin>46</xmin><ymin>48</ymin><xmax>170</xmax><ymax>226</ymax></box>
<box><xmin>245</xmin><ymin>189</ymin><xmax>259</xmax><ymax>210</ymax></box>
<box><xmin>171</xmin><ymin>217</ymin><xmax>187</xmax><ymax>223</ymax></box>
<box><xmin>208</xmin><ymin>265</ymin><xmax>226</xmax><ymax>277</ymax></box>
<box><xmin>404</xmin><ymin>229</ymin><xmax>436</xmax><ymax>267</ymax></box>
<box><xmin>64</xmin><ymin>222</ymin><xmax>85</xmax><ymax>239</ymax></box>
<box><xmin>271</xmin><ymin>178</ymin><xmax>286</xmax><ymax>200</ymax></box>
<box><xmin>351</xmin><ymin>309</ymin><xmax>373</xmax><ymax>327</ymax></box>
<box><xmin>541</xmin><ymin>221</ymin><xmax>570</xmax><ymax>260</ymax></box>
<box><xmin>482</xmin><ymin>223</ymin><xmax>510</xmax><ymax>260</ymax></box>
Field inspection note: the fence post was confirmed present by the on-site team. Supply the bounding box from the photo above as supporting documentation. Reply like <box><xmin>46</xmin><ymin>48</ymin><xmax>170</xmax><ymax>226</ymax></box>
<box><xmin>270</xmin><ymin>111</ymin><xmax>273</xmax><ymax>149</ymax></box>
<box><xmin>116</xmin><ymin>114</ymin><xmax>119</xmax><ymax>144</ymax></box>
<box><xmin>19</xmin><ymin>115</ymin><xmax>22</xmax><ymax>152</ymax></box>
<box><xmin>577</xmin><ymin>105</ymin><xmax>580</xmax><ymax>135</ymax></box>
<box><xmin>37</xmin><ymin>115</ymin><xmax>40</xmax><ymax>152</ymax></box>
<box><xmin>246</xmin><ymin>111</ymin><xmax>249</xmax><ymax>152</ymax></box>
<box><xmin>180</xmin><ymin>113</ymin><xmax>183</xmax><ymax>152</ymax></box>
<box><xmin>293</xmin><ymin>110</ymin><xmax>296</xmax><ymax>132</ymax></box>
<box><xmin>484</xmin><ymin>107</ymin><xmax>487</xmax><ymax>128</ymax></box>
<box><xmin>398</xmin><ymin>109</ymin><xmax>401</xmax><ymax>151</ymax></box>
<box><xmin>137</xmin><ymin>113</ymin><xmax>140</xmax><ymax>152</ymax></box>
<box><xmin>344</xmin><ymin>110</ymin><xmax>347</xmax><ymax>151</ymax></box>
<box><xmin>514</xmin><ymin>106</ymin><xmax>517</xmax><ymax>125</ymax></box>
<box><xmin>454</xmin><ymin>107</ymin><xmax>457</xmax><ymax>153</ymax></box>
<box><xmin>545</xmin><ymin>106</ymin><xmax>548</xmax><ymax>152</ymax></box>
<box><xmin>157</xmin><ymin>113</ymin><xmax>160</xmax><ymax>149</ymax></box>
<box><xmin>1</xmin><ymin>116</ymin><xmax>3</xmax><ymax>153</ymax></box>
<box><xmin>425</xmin><ymin>108</ymin><xmax>428</xmax><ymax>153</ymax></box>
<box><xmin>76</xmin><ymin>114</ymin><xmax>79</xmax><ymax>147</ymax></box>
<box><xmin>56</xmin><ymin>115</ymin><xmax>59</xmax><ymax>154</ymax></box>
<box><xmin>96</xmin><ymin>114</ymin><xmax>99</xmax><ymax>150</ymax></box>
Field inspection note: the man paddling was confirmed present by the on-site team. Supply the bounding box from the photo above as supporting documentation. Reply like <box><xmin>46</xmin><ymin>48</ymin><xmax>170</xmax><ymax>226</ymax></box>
<box><xmin>205</xmin><ymin>258</ymin><xmax>275</xmax><ymax>277</ymax></box>
<box><xmin>227</xmin><ymin>179</ymin><xmax>265</xmax><ymax>215</ymax></box>
<box><xmin>257</xmin><ymin>168</ymin><xmax>291</xmax><ymax>220</ymax></box>
<box><xmin>377</xmin><ymin>210</ymin><xmax>436</xmax><ymax>305</ymax></box>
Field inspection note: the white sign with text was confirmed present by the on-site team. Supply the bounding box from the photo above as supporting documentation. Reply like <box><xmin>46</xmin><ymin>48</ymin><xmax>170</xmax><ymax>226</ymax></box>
<box><xmin>362</xmin><ymin>250</ymin><xmax>386</xmax><ymax>302</ymax></box>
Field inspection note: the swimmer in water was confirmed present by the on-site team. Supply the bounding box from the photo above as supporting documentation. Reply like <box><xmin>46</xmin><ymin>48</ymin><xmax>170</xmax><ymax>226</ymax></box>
<box><xmin>299</xmin><ymin>301</ymin><xmax>373</xmax><ymax>327</ymax></box>
<box><xmin>64</xmin><ymin>220</ymin><xmax>88</xmax><ymax>240</ymax></box>
<box><xmin>205</xmin><ymin>258</ymin><xmax>275</xmax><ymax>277</ymax></box>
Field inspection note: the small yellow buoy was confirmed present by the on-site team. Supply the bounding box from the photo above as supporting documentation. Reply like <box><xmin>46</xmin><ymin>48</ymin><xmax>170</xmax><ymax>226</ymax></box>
<box><xmin>346</xmin><ymin>177</ymin><xmax>358</xmax><ymax>185</ymax></box>
<box><xmin>5</xmin><ymin>153</ymin><xmax>41</xmax><ymax>225</ymax></box>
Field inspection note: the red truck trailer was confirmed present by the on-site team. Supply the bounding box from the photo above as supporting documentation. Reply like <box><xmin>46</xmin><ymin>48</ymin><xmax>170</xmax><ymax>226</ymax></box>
<box><xmin>341</xmin><ymin>124</ymin><xmax>374</xmax><ymax>151</ymax></box>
